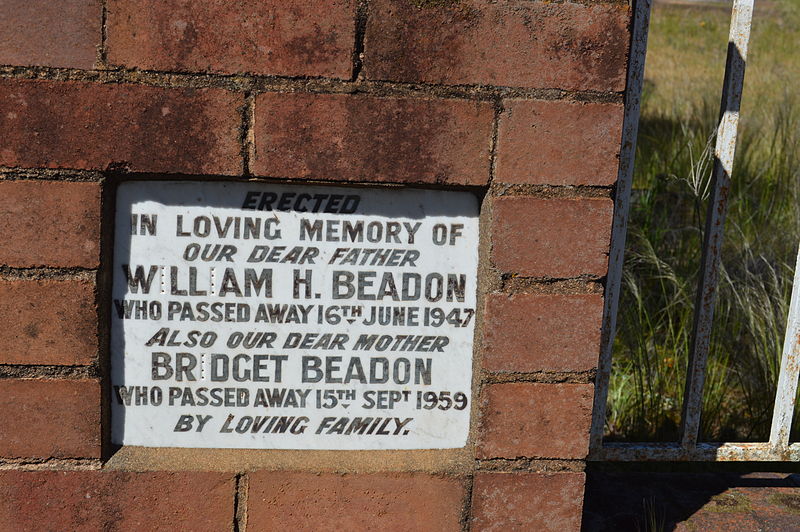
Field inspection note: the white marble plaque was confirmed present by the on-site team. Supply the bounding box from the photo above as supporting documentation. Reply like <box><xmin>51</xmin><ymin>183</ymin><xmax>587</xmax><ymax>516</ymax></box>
<box><xmin>111</xmin><ymin>181</ymin><xmax>479</xmax><ymax>449</ymax></box>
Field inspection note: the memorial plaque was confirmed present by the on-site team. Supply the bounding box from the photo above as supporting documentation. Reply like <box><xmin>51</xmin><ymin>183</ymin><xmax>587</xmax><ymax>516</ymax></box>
<box><xmin>111</xmin><ymin>181</ymin><xmax>479</xmax><ymax>449</ymax></box>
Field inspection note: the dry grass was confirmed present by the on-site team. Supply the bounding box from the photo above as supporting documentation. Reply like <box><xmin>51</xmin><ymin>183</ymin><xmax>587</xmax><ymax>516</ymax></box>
<box><xmin>606</xmin><ymin>0</ymin><xmax>800</xmax><ymax>442</ymax></box>
<box><xmin>644</xmin><ymin>0</ymin><xmax>800</xmax><ymax>124</ymax></box>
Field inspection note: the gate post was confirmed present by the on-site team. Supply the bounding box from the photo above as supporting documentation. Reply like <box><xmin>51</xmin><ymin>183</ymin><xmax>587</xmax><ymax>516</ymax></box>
<box><xmin>0</xmin><ymin>1</ymin><xmax>632</xmax><ymax>529</ymax></box>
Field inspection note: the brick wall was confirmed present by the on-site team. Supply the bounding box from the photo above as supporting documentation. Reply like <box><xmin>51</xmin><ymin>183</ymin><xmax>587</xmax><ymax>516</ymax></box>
<box><xmin>0</xmin><ymin>1</ymin><xmax>629</xmax><ymax>530</ymax></box>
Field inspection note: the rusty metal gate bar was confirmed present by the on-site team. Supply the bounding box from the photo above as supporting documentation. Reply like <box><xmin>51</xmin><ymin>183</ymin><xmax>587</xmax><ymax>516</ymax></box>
<box><xmin>769</xmin><ymin>244</ymin><xmax>800</xmax><ymax>453</ymax></box>
<box><xmin>590</xmin><ymin>0</ymin><xmax>799</xmax><ymax>461</ymax></box>
<box><xmin>679</xmin><ymin>0</ymin><xmax>755</xmax><ymax>450</ymax></box>
<box><xmin>588</xmin><ymin>0</ymin><xmax>653</xmax><ymax>453</ymax></box>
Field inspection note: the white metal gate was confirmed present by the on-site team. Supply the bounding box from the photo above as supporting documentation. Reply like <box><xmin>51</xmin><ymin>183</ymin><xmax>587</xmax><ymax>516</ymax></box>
<box><xmin>589</xmin><ymin>0</ymin><xmax>800</xmax><ymax>461</ymax></box>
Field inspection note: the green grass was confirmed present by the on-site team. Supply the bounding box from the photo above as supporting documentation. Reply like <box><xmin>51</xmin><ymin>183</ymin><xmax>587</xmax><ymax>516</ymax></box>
<box><xmin>606</xmin><ymin>0</ymin><xmax>800</xmax><ymax>442</ymax></box>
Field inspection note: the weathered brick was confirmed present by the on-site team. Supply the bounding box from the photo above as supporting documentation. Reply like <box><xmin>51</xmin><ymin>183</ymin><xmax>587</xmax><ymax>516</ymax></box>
<box><xmin>491</xmin><ymin>197</ymin><xmax>613</xmax><ymax>278</ymax></box>
<box><xmin>0</xmin><ymin>471</ymin><xmax>234</xmax><ymax>531</ymax></box>
<box><xmin>253</xmin><ymin>92</ymin><xmax>493</xmax><ymax>185</ymax></box>
<box><xmin>0</xmin><ymin>79</ymin><xmax>242</xmax><ymax>175</ymax></box>
<box><xmin>0</xmin><ymin>279</ymin><xmax>96</xmax><ymax>365</ymax></box>
<box><xmin>483</xmin><ymin>293</ymin><xmax>602</xmax><ymax>373</ymax></box>
<box><xmin>0</xmin><ymin>0</ymin><xmax>100</xmax><ymax>69</ymax></box>
<box><xmin>471</xmin><ymin>472</ymin><xmax>586</xmax><ymax>531</ymax></box>
<box><xmin>497</xmin><ymin>100</ymin><xmax>624</xmax><ymax>185</ymax></box>
<box><xmin>107</xmin><ymin>0</ymin><xmax>355</xmax><ymax>78</ymax></box>
<box><xmin>0</xmin><ymin>181</ymin><xmax>100</xmax><ymax>268</ymax></box>
<box><xmin>478</xmin><ymin>383</ymin><xmax>593</xmax><ymax>459</ymax></box>
<box><xmin>248</xmin><ymin>471</ymin><xmax>465</xmax><ymax>530</ymax></box>
<box><xmin>0</xmin><ymin>379</ymin><xmax>100</xmax><ymax>458</ymax></box>
<box><xmin>365</xmin><ymin>0</ymin><xmax>630</xmax><ymax>91</ymax></box>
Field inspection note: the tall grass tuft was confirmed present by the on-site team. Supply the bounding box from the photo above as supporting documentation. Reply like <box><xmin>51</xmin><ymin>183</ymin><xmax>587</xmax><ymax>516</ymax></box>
<box><xmin>606</xmin><ymin>87</ymin><xmax>800</xmax><ymax>442</ymax></box>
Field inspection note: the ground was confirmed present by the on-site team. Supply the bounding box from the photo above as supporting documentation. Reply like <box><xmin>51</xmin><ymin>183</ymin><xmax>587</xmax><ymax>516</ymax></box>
<box><xmin>583</xmin><ymin>471</ymin><xmax>800</xmax><ymax>531</ymax></box>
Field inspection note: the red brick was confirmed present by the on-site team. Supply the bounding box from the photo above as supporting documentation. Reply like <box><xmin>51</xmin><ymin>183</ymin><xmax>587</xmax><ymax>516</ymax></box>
<box><xmin>253</xmin><ymin>92</ymin><xmax>493</xmax><ymax>185</ymax></box>
<box><xmin>491</xmin><ymin>197</ymin><xmax>612</xmax><ymax>278</ymax></box>
<box><xmin>0</xmin><ymin>379</ymin><xmax>100</xmax><ymax>458</ymax></box>
<box><xmin>0</xmin><ymin>0</ymin><xmax>100</xmax><ymax>69</ymax></box>
<box><xmin>483</xmin><ymin>293</ymin><xmax>602</xmax><ymax>373</ymax></box>
<box><xmin>471</xmin><ymin>472</ymin><xmax>585</xmax><ymax>531</ymax></box>
<box><xmin>478</xmin><ymin>383</ymin><xmax>593</xmax><ymax>459</ymax></box>
<box><xmin>0</xmin><ymin>471</ymin><xmax>234</xmax><ymax>531</ymax></box>
<box><xmin>497</xmin><ymin>100</ymin><xmax>624</xmax><ymax>185</ymax></box>
<box><xmin>107</xmin><ymin>0</ymin><xmax>355</xmax><ymax>78</ymax></box>
<box><xmin>0</xmin><ymin>181</ymin><xmax>100</xmax><ymax>268</ymax></box>
<box><xmin>0</xmin><ymin>79</ymin><xmax>242</xmax><ymax>175</ymax></box>
<box><xmin>0</xmin><ymin>279</ymin><xmax>96</xmax><ymax>365</ymax></box>
<box><xmin>248</xmin><ymin>471</ymin><xmax>465</xmax><ymax>531</ymax></box>
<box><xmin>365</xmin><ymin>0</ymin><xmax>630</xmax><ymax>92</ymax></box>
